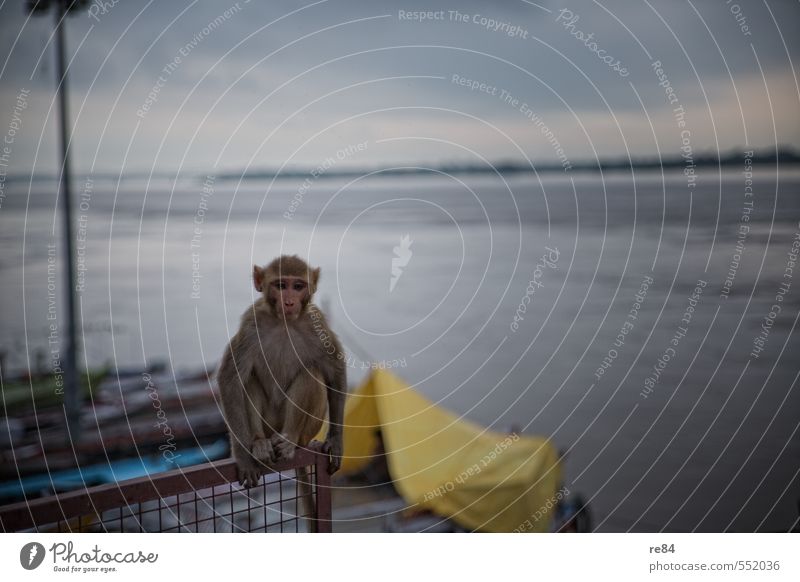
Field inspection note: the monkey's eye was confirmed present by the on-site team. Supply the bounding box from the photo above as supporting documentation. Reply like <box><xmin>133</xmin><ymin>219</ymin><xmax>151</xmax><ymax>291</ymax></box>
<box><xmin>293</xmin><ymin>282</ymin><xmax>306</xmax><ymax>291</ymax></box>
<box><xmin>275</xmin><ymin>281</ymin><xmax>286</xmax><ymax>290</ymax></box>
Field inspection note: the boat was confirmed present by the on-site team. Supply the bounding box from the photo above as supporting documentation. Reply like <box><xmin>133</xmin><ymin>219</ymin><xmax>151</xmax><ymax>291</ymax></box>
<box><xmin>318</xmin><ymin>369</ymin><xmax>564</xmax><ymax>533</ymax></box>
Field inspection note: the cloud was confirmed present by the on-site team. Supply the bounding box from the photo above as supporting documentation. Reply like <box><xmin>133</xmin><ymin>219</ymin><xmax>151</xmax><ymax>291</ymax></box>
<box><xmin>0</xmin><ymin>0</ymin><xmax>798</xmax><ymax>175</ymax></box>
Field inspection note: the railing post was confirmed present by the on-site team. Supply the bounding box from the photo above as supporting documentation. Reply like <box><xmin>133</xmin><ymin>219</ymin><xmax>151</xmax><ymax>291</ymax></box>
<box><xmin>314</xmin><ymin>452</ymin><xmax>333</xmax><ymax>533</ymax></box>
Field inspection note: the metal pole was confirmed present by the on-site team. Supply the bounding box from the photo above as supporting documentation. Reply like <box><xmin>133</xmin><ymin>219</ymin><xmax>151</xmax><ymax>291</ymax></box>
<box><xmin>55</xmin><ymin>0</ymin><xmax>80</xmax><ymax>442</ymax></box>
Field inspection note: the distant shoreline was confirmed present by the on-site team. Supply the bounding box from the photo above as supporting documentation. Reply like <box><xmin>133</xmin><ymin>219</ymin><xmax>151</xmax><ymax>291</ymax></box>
<box><xmin>7</xmin><ymin>148</ymin><xmax>799</xmax><ymax>184</ymax></box>
<box><xmin>219</xmin><ymin>149</ymin><xmax>800</xmax><ymax>182</ymax></box>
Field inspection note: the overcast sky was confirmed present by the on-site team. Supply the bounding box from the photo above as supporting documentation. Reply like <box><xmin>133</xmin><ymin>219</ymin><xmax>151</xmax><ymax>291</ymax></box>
<box><xmin>1</xmin><ymin>0</ymin><xmax>798</xmax><ymax>175</ymax></box>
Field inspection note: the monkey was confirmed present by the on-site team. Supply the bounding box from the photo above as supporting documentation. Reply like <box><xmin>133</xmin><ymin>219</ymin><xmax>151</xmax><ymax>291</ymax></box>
<box><xmin>216</xmin><ymin>255</ymin><xmax>346</xmax><ymax>525</ymax></box>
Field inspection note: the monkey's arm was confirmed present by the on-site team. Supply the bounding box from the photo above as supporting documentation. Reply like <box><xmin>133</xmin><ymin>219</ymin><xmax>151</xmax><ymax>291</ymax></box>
<box><xmin>322</xmin><ymin>350</ymin><xmax>347</xmax><ymax>475</ymax></box>
<box><xmin>217</xmin><ymin>334</ymin><xmax>261</xmax><ymax>486</ymax></box>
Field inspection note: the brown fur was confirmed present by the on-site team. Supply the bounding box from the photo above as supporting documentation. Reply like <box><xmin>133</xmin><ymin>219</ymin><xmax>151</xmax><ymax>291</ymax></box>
<box><xmin>217</xmin><ymin>255</ymin><xmax>346</xmax><ymax>525</ymax></box>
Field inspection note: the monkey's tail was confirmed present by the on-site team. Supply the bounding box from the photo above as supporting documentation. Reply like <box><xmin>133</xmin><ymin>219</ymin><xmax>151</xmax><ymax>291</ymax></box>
<box><xmin>295</xmin><ymin>465</ymin><xmax>318</xmax><ymax>532</ymax></box>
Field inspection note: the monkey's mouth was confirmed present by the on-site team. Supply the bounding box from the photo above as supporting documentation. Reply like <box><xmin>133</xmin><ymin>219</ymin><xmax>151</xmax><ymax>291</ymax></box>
<box><xmin>280</xmin><ymin>309</ymin><xmax>301</xmax><ymax>320</ymax></box>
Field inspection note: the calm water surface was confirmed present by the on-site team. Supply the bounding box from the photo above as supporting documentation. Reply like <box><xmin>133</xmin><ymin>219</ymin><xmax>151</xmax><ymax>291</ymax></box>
<box><xmin>1</xmin><ymin>168</ymin><xmax>798</xmax><ymax>531</ymax></box>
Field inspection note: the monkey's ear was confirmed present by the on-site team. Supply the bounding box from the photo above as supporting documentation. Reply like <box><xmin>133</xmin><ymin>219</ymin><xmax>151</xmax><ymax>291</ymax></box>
<box><xmin>311</xmin><ymin>267</ymin><xmax>321</xmax><ymax>293</ymax></box>
<box><xmin>253</xmin><ymin>265</ymin><xmax>265</xmax><ymax>292</ymax></box>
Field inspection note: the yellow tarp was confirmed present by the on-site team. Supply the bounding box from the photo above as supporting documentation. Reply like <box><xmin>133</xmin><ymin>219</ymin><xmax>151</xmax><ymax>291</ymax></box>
<box><xmin>318</xmin><ymin>369</ymin><xmax>562</xmax><ymax>532</ymax></box>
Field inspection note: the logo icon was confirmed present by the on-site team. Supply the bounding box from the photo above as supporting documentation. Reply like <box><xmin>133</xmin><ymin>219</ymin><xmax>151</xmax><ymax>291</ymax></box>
<box><xmin>20</xmin><ymin>542</ymin><xmax>46</xmax><ymax>570</ymax></box>
<box><xmin>390</xmin><ymin>234</ymin><xmax>413</xmax><ymax>293</ymax></box>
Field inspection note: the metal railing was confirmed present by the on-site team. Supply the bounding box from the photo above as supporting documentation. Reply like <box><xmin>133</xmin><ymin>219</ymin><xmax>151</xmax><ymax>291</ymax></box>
<box><xmin>0</xmin><ymin>444</ymin><xmax>332</xmax><ymax>533</ymax></box>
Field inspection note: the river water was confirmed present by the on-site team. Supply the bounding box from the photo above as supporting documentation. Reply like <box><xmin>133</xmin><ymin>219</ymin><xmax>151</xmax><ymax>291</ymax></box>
<box><xmin>1</xmin><ymin>167</ymin><xmax>798</xmax><ymax>531</ymax></box>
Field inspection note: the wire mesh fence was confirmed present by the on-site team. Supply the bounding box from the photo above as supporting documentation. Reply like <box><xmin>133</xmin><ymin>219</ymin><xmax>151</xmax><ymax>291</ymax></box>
<box><xmin>0</xmin><ymin>444</ymin><xmax>332</xmax><ymax>533</ymax></box>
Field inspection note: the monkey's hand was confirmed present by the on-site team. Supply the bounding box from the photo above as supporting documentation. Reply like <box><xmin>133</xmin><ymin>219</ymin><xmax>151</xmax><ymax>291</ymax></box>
<box><xmin>251</xmin><ymin>437</ymin><xmax>276</xmax><ymax>464</ymax></box>
<box><xmin>270</xmin><ymin>432</ymin><xmax>296</xmax><ymax>461</ymax></box>
<box><xmin>322</xmin><ymin>433</ymin><xmax>343</xmax><ymax>475</ymax></box>
<box><xmin>236</xmin><ymin>457</ymin><xmax>263</xmax><ymax>489</ymax></box>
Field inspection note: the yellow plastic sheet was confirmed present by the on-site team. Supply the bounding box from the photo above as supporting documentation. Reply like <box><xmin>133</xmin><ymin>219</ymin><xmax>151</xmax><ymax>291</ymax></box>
<box><xmin>318</xmin><ymin>369</ymin><xmax>562</xmax><ymax>532</ymax></box>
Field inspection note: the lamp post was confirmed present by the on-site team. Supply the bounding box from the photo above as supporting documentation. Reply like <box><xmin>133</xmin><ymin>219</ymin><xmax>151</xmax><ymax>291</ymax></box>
<box><xmin>27</xmin><ymin>0</ymin><xmax>88</xmax><ymax>441</ymax></box>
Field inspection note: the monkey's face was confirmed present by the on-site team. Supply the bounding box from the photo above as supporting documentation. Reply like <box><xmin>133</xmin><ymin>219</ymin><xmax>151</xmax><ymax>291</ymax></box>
<box><xmin>253</xmin><ymin>257</ymin><xmax>319</xmax><ymax>321</ymax></box>
<box><xmin>268</xmin><ymin>277</ymin><xmax>310</xmax><ymax>321</ymax></box>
